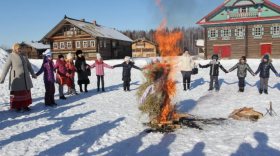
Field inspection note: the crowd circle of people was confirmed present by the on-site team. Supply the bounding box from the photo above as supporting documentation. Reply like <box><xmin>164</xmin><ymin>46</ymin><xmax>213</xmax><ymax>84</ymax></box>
<box><xmin>0</xmin><ymin>44</ymin><xmax>278</xmax><ymax>112</ymax></box>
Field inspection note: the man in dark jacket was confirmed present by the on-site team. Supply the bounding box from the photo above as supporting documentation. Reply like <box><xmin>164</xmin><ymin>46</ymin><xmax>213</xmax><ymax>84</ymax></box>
<box><xmin>228</xmin><ymin>56</ymin><xmax>255</xmax><ymax>92</ymax></box>
<box><xmin>199</xmin><ymin>54</ymin><xmax>228</xmax><ymax>91</ymax></box>
<box><xmin>113</xmin><ymin>56</ymin><xmax>142</xmax><ymax>91</ymax></box>
<box><xmin>255</xmin><ymin>54</ymin><xmax>278</xmax><ymax>94</ymax></box>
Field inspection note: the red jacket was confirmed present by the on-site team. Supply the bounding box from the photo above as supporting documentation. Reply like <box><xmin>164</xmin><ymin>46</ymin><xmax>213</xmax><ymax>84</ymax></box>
<box><xmin>91</xmin><ymin>60</ymin><xmax>112</xmax><ymax>76</ymax></box>
<box><xmin>65</xmin><ymin>61</ymin><xmax>76</xmax><ymax>78</ymax></box>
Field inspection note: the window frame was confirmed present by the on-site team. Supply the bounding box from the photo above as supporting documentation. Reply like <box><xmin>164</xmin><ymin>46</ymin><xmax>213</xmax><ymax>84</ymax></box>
<box><xmin>83</xmin><ymin>41</ymin><xmax>88</xmax><ymax>48</ymax></box>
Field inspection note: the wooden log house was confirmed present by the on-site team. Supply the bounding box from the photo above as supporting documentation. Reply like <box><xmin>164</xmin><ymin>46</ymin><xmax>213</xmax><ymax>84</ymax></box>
<box><xmin>197</xmin><ymin>0</ymin><xmax>280</xmax><ymax>59</ymax></box>
<box><xmin>41</xmin><ymin>16</ymin><xmax>133</xmax><ymax>59</ymax></box>
<box><xmin>132</xmin><ymin>38</ymin><xmax>157</xmax><ymax>57</ymax></box>
<box><xmin>22</xmin><ymin>41</ymin><xmax>50</xmax><ymax>59</ymax></box>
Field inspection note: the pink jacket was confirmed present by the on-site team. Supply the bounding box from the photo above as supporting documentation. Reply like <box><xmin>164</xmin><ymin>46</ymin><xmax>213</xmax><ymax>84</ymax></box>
<box><xmin>91</xmin><ymin>60</ymin><xmax>112</xmax><ymax>76</ymax></box>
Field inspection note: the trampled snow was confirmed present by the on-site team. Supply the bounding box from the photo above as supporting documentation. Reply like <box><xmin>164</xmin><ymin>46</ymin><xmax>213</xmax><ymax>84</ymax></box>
<box><xmin>0</xmin><ymin>58</ymin><xmax>280</xmax><ymax>156</ymax></box>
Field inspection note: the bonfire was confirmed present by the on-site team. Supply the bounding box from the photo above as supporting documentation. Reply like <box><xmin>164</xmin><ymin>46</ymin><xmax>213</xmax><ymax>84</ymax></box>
<box><xmin>137</xmin><ymin>0</ymin><xmax>227</xmax><ymax>133</ymax></box>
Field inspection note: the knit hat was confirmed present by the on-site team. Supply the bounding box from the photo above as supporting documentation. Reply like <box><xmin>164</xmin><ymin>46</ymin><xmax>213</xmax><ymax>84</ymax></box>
<box><xmin>96</xmin><ymin>53</ymin><xmax>102</xmax><ymax>60</ymax></box>
<box><xmin>58</xmin><ymin>54</ymin><xmax>64</xmax><ymax>59</ymax></box>
<box><xmin>263</xmin><ymin>54</ymin><xmax>269</xmax><ymax>60</ymax></box>
<box><xmin>43</xmin><ymin>49</ymin><xmax>52</xmax><ymax>57</ymax></box>
<box><xmin>184</xmin><ymin>47</ymin><xmax>189</xmax><ymax>52</ymax></box>
<box><xmin>67</xmin><ymin>53</ymin><xmax>73</xmax><ymax>60</ymax></box>
<box><xmin>76</xmin><ymin>50</ymin><xmax>83</xmax><ymax>56</ymax></box>
<box><xmin>240</xmin><ymin>56</ymin><xmax>246</xmax><ymax>61</ymax></box>
<box><xmin>212</xmin><ymin>54</ymin><xmax>219</xmax><ymax>60</ymax></box>
<box><xmin>124</xmin><ymin>56</ymin><xmax>131</xmax><ymax>62</ymax></box>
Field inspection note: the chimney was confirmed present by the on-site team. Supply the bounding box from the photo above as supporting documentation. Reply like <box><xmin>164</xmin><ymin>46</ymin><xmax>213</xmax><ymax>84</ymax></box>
<box><xmin>93</xmin><ymin>20</ymin><xmax>97</xmax><ymax>26</ymax></box>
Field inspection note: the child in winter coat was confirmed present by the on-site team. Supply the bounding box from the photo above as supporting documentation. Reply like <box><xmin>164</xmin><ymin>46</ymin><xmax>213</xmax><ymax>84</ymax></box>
<box><xmin>228</xmin><ymin>56</ymin><xmax>255</xmax><ymax>92</ymax></box>
<box><xmin>36</xmin><ymin>50</ymin><xmax>57</xmax><ymax>106</ymax></box>
<box><xmin>65</xmin><ymin>53</ymin><xmax>77</xmax><ymax>95</ymax></box>
<box><xmin>255</xmin><ymin>54</ymin><xmax>278</xmax><ymax>94</ymax></box>
<box><xmin>90</xmin><ymin>53</ymin><xmax>113</xmax><ymax>92</ymax></box>
<box><xmin>113</xmin><ymin>56</ymin><xmax>142</xmax><ymax>91</ymax></box>
<box><xmin>199</xmin><ymin>54</ymin><xmax>228</xmax><ymax>91</ymax></box>
<box><xmin>55</xmin><ymin>54</ymin><xmax>69</xmax><ymax>100</ymax></box>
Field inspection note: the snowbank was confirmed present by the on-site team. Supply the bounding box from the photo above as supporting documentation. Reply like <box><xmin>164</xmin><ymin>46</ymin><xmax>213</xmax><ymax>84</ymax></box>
<box><xmin>0</xmin><ymin>48</ymin><xmax>9</xmax><ymax>70</ymax></box>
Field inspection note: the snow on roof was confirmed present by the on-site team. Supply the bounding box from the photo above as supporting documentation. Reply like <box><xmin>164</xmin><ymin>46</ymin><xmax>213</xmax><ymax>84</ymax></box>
<box><xmin>0</xmin><ymin>48</ymin><xmax>9</xmax><ymax>70</ymax></box>
<box><xmin>23</xmin><ymin>41</ymin><xmax>50</xmax><ymax>50</ymax></box>
<box><xmin>65</xmin><ymin>18</ymin><xmax>133</xmax><ymax>42</ymax></box>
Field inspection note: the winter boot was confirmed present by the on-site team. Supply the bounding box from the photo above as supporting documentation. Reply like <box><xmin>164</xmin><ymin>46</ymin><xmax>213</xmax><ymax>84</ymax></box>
<box><xmin>264</xmin><ymin>90</ymin><xmax>268</xmax><ymax>94</ymax></box>
<box><xmin>187</xmin><ymin>83</ymin><xmax>190</xmax><ymax>90</ymax></box>
<box><xmin>23</xmin><ymin>107</ymin><xmax>31</xmax><ymax>112</ymax></box>
<box><xmin>85</xmin><ymin>84</ymin><xmax>88</xmax><ymax>93</ymax></box>
<box><xmin>259</xmin><ymin>89</ymin><xmax>263</xmax><ymax>94</ymax></box>
<box><xmin>183</xmin><ymin>84</ymin><xmax>187</xmax><ymax>91</ymax></box>
<box><xmin>102</xmin><ymin>87</ymin><xmax>105</xmax><ymax>92</ymax></box>
<box><xmin>60</xmin><ymin>96</ymin><xmax>67</xmax><ymax>100</ymax></box>
<box><xmin>79</xmin><ymin>85</ymin><xmax>83</xmax><ymax>92</ymax></box>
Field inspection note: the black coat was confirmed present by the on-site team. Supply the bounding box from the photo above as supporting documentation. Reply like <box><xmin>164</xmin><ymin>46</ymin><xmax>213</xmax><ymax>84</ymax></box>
<box><xmin>199</xmin><ymin>61</ymin><xmax>227</xmax><ymax>76</ymax></box>
<box><xmin>255</xmin><ymin>62</ymin><xmax>278</xmax><ymax>78</ymax></box>
<box><xmin>75</xmin><ymin>56</ymin><xmax>90</xmax><ymax>84</ymax></box>
<box><xmin>113</xmin><ymin>62</ymin><xmax>141</xmax><ymax>81</ymax></box>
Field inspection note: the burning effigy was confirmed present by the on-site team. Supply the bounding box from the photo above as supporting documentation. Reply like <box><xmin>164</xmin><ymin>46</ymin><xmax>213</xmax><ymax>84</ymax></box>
<box><xmin>137</xmin><ymin>0</ymin><xmax>227</xmax><ymax>133</ymax></box>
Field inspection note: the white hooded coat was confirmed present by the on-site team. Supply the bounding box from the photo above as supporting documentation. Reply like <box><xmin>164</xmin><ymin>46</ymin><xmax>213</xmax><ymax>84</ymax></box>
<box><xmin>179</xmin><ymin>53</ymin><xmax>195</xmax><ymax>72</ymax></box>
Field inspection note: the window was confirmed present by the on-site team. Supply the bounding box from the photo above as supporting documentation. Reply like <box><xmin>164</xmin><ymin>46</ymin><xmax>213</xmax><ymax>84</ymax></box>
<box><xmin>240</xmin><ymin>7</ymin><xmax>247</xmax><ymax>13</ymax></box>
<box><xmin>76</xmin><ymin>41</ymin><xmax>81</xmax><ymax>48</ymax></box>
<box><xmin>255</xmin><ymin>28</ymin><xmax>261</xmax><ymax>36</ymax></box>
<box><xmin>112</xmin><ymin>41</ymin><xmax>117</xmax><ymax>47</ymax></box>
<box><xmin>67</xmin><ymin>42</ymin><xmax>72</xmax><ymax>49</ymax></box>
<box><xmin>90</xmin><ymin>40</ymin><xmax>95</xmax><ymax>47</ymax></box>
<box><xmin>235</xmin><ymin>26</ymin><xmax>245</xmax><ymax>39</ymax></box>
<box><xmin>252</xmin><ymin>25</ymin><xmax>264</xmax><ymax>39</ymax></box>
<box><xmin>60</xmin><ymin>42</ymin><xmax>65</xmax><ymax>49</ymax></box>
<box><xmin>271</xmin><ymin>25</ymin><xmax>280</xmax><ymax>38</ymax></box>
<box><xmin>100</xmin><ymin>41</ymin><xmax>103</xmax><ymax>48</ymax></box>
<box><xmin>53</xmin><ymin>42</ymin><xmax>58</xmax><ymax>49</ymax></box>
<box><xmin>208</xmin><ymin>28</ymin><xmax>218</xmax><ymax>40</ymax></box>
<box><xmin>221</xmin><ymin>28</ymin><xmax>231</xmax><ymax>40</ymax></box>
<box><xmin>104</xmin><ymin>40</ymin><xmax>107</xmax><ymax>48</ymax></box>
<box><xmin>83</xmin><ymin>41</ymin><xmax>88</xmax><ymax>48</ymax></box>
<box><xmin>210</xmin><ymin>30</ymin><xmax>216</xmax><ymax>38</ymax></box>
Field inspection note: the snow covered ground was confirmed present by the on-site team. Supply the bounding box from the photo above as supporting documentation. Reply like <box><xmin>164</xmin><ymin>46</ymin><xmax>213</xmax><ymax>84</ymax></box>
<box><xmin>0</xmin><ymin>57</ymin><xmax>280</xmax><ymax>156</ymax></box>
<box><xmin>0</xmin><ymin>48</ymin><xmax>9</xmax><ymax>70</ymax></box>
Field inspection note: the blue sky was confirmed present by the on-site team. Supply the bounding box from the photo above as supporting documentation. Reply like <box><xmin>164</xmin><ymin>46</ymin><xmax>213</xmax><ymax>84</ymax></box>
<box><xmin>0</xmin><ymin>0</ymin><xmax>279</xmax><ymax>47</ymax></box>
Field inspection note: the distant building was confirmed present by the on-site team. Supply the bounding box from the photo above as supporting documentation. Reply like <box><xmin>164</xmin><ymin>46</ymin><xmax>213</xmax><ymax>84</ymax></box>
<box><xmin>132</xmin><ymin>38</ymin><xmax>157</xmax><ymax>57</ymax></box>
<box><xmin>22</xmin><ymin>41</ymin><xmax>50</xmax><ymax>59</ymax></box>
<box><xmin>197</xmin><ymin>0</ymin><xmax>280</xmax><ymax>59</ymax></box>
<box><xmin>41</xmin><ymin>16</ymin><xmax>133</xmax><ymax>59</ymax></box>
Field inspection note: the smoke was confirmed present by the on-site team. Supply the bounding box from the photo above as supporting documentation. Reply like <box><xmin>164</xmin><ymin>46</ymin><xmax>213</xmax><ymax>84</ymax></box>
<box><xmin>155</xmin><ymin>0</ymin><xmax>197</xmax><ymax>28</ymax></box>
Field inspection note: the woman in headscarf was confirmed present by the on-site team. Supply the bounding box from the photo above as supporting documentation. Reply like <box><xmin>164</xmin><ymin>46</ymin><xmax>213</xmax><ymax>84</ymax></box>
<box><xmin>0</xmin><ymin>43</ymin><xmax>37</xmax><ymax>112</ymax></box>
<box><xmin>75</xmin><ymin>50</ymin><xmax>90</xmax><ymax>93</ymax></box>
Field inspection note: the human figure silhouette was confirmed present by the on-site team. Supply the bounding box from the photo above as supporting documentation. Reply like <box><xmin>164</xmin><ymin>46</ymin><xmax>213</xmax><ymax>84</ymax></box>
<box><xmin>182</xmin><ymin>142</ymin><xmax>206</xmax><ymax>156</ymax></box>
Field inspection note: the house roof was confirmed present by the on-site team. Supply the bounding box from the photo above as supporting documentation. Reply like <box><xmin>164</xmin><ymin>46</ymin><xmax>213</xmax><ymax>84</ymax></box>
<box><xmin>133</xmin><ymin>38</ymin><xmax>157</xmax><ymax>46</ymax></box>
<box><xmin>197</xmin><ymin>0</ymin><xmax>280</xmax><ymax>26</ymax></box>
<box><xmin>23</xmin><ymin>41</ymin><xmax>50</xmax><ymax>50</ymax></box>
<box><xmin>42</xmin><ymin>16</ymin><xmax>133</xmax><ymax>42</ymax></box>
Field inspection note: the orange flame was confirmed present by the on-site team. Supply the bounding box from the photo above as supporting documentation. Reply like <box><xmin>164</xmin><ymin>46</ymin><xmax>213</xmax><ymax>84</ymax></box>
<box><xmin>154</xmin><ymin>2</ymin><xmax>183</xmax><ymax>122</ymax></box>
